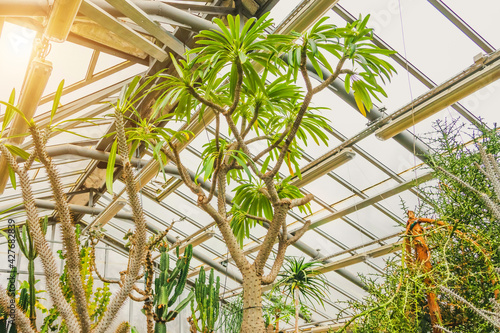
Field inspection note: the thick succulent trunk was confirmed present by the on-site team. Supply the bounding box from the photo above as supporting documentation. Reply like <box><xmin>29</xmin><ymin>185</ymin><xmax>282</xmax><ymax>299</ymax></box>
<box><xmin>240</xmin><ymin>266</ymin><xmax>265</xmax><ymax>333</ymax></box>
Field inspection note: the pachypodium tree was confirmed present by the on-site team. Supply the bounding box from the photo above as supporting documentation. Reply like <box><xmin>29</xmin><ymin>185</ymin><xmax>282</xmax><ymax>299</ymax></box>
<box><xmin>0</xmin><ymin>81</ymin><xmax>148</xmax><ymax>332</ymax></box>
<box><xmin>129</xmin><ymin>13</ymin><xmax>395</xmax><ymax>332</ymax></box>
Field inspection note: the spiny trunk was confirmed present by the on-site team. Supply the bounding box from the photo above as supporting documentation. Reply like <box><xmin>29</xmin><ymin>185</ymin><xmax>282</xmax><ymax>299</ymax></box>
<box><xmin>240</xmin><ymin>266</ymin><xmax>265</xmax><ymax>333</ymax></box>
<box><xmin>294</xmin><ymin>287</ymin><xmax>300</xmax><ymax>333</ymax></box>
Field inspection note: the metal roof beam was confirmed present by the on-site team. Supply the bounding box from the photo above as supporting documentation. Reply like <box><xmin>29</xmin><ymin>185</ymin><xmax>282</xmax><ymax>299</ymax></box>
<box><xmin>88</xmin><ymin>0</ymin><xmax>220</xmax><ymax>32</ymax></box>
<box><xmin>309</xmin><ymin>172</ymin><xmax>434</xmax><ymax>230</ymax></box>
<box><xmin>79</xmin><ymin>0</ymin><xmax>169</xmax><ymax>61</ymax></box>
<box><xmin>104</xmin><ymin>0</ymin><xmax>187</xmax><ymax>57</ymax></box>
<box><xmin>427</xmin><ymin>0</ymin><xmax>495</xmax><ymax>54</ymax></box>
<box><xmin>317</xmin><ymin>242</ymin><xmax>402</xmax><ymax>274</ymax></box>
<box><xmin>332</xmin><ymin>4</ymin><xmax>486</xmax><ymax>129</ymax></box>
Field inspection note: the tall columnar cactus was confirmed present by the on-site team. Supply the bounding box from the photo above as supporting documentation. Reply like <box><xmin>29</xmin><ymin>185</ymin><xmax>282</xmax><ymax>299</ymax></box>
<box><xmin>14</xmin><ymin>217</ymin><xmax>48</xmax><ymax>326</ymax></box>
<box><xmin>190</xmin><ymin>268</ymin><xmax>220</xmax><ymax>333</ymax></box>
<box><xmin>153</xmin><ymin>244</ymin><xmax>194</xmax><ymax>333</ymax></box>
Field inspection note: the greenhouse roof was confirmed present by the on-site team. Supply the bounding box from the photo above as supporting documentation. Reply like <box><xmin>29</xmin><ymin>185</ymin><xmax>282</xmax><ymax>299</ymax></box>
<box><xmin>0</xmin><ymin>0</ymin><xmax>499</xmax><ymax>330</ymax></box>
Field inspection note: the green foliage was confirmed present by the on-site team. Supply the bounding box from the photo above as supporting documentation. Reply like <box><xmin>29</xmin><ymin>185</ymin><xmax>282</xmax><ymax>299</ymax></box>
<box><xmin>339</xmin><ymin>257</ymin><xmax>432</xmax><ymax>333</ymax></box>
<box><xmin>190</xmin><ymin>268</ymin><xmax>221</xmax><ymax>333</ymax></box>
<box><xmin>229</xmin><ymin>178</ymin><xmax>311</xmax><ymax>247</ymax></box>
<box><xmin>275</xmin><ymin>15</ymin><xmax>395</xmax><ymax>115</ymax></box>
<box><xmin>114</xmin><ymin>13</ymin><xmax>393</xmax><ymax>250</ymax></box>
<box><xmin>422</xmin><ymin>121</ymin><xmax>500</xmax><ymax>332</ymax></box>
<box><xmin>343</xmin><ymin>121</ymin><xmax>500</xmax><ymax>333</ymax></box>
<box><xmin>41</xmin><ymin>225</ymin><xmax>112</xmax><ymax>332</ymax></box>
<box><xmin>104</xmin><ymin>78</ymin><xmax>194</xmax><ymax>193</ymax></box>
<box><xmin>153</xmin><ymin>244</ymin><xmax>195</xmax><ymax>333</ymax></box>
<box><xmin>262</xmin><ymin>290</ymin><xmax>311</xmax><ymax>329</ymax></box>
<box><xmin>196</xmin><ymin>139</ymin><xmax>254</xmax><ymax>183</ymax></box>
<box><xmin>219</xmin><ymin>295</ymin><xmax>243</xmax><ymax>333</ymax></box>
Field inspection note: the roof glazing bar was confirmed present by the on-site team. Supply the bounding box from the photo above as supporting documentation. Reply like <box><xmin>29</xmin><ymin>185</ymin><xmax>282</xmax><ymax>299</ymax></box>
<box><xmin>332</xmin><ymin>4</ymin><xmax>487</xmax><ymax>128</ymax></box>
<box><xmin>427</xmin><ymin>0</ymin><xmax>495</xmax><ymax>53</ymax></box>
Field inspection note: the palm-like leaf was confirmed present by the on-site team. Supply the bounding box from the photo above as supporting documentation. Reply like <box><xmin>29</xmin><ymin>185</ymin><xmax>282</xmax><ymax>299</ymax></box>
<box><xmin>230</xmin><ymin>179</ymin><xmax>311</xmax><ymax>247</ymax></box>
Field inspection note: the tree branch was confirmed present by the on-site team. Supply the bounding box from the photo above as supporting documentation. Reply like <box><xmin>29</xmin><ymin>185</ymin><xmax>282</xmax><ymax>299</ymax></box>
<box><xmin>162</xmin><ymin>143</ymin><xmax>249</xmax><ymax>271</ymax></box>
<box><xmin>205</xmin><ymin>114</ymin><xmax>221</xmax><ymax>205</ymax></box>
<box><xmin>242</xmin><ymin>103</ymin><xmax>261</xmax><ymax>139</ymax></box>
<box><xmin>216</xmin><ymin>165</ymin><xmax>228</xmax><ymax>219</ymax></box>
<box><xmin>288</xmin><ymin>193</ymin><xmax>314</xmax><ymax>209</ymax></box>
<box><xmin>244</xmin><ymin>135</ymin><xmax>272</xmax><ymax>146</ymax></box>
<box><xmin>312</xmin><ymin>56</ymin><xmax>348</xmax><ymax>94</ymax></box>
<box><xmin>254</xmin><ymin>203</ymin><xmax>288</xmax><ymax>275</ymax></box>
<box><xmin>227</xmin><ymin>59</ymin><xmax>244</xmax><ymax>115</ymax></box>
<box><xmin>252</xmin><ymin>125</ymin><xmax>291</xmax><ymax>164</ymax></box>
<box><xmin>300</xmin><ymin>44</ymin><xmax>313</xmax><ymax>93</ymax></box>
<box><xmin>287</xmin><ymin>220</ymin><xmax>311</xmax><ymax>245</ymax></box>
<box><xmin>261</xmin><ymin>235</ymin><xmax>288</xmax><ymax>285</ymax></box>
<box><xmin>162</xmin><ymin>144</ymin><xmax>207</xmax><ymax>202</ymax></box>
<box><xmin>245</xmin><ymin>213</ymin><xmax>272</xmax><ymax>225</ymax></box>
<box><xmin>187</xmin><ymin>86</ymin><xmax>225</xmax><ymax>114</ymax></box>
<box><xmin>224</xmin><ymin>113</ymin><xmax>264</xmax><ymax>178</ymax></box>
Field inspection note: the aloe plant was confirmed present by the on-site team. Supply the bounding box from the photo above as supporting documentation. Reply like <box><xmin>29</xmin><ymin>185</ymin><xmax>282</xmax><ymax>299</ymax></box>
<box><xmin>190</xmin><ymin>268</ymin><xmax>220</xmax><ymax>333</ymax></box>
<box><xmin>153</xmin><ymin>244</ymin><xmax>194</xmax><ymax>333</ymax></box>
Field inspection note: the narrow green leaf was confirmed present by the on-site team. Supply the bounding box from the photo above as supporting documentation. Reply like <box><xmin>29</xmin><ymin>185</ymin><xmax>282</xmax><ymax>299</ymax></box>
<box><xmin>2</xmin><ymin>89</ymin><xmax>16</xmax><ymax>134</ymax></box>
<box><xmin>4</xmin><ymin>144</ymin><xmax>30</xmax><ymax>160</ymax></box>
<box><xmin>238</xmin><ymin>50</ymin><xmax>247</xmax><ymax>64</ymax></box>
<box><xmin>7</xmin><ymin>165</ymin><xmax>16</xmax><ymax>189</ymax></box>
<box><xmin>106</xmin><ymin>140</ymin><xmax>118</xmax><ymax>194</ymax></box>
<box><xmin>50</xmin><ymin>80</ymin><xmax>64</xmax><ymax>127</ymax></box>
<box><xmin>353</xmin><ymin>90</ymin><xmax>366</xmax><ymax>117</ymax></box>
<box><xmin>344</xmin><ymin>74</ymin><xmax>351</xmax><ymax>93</ymax></box>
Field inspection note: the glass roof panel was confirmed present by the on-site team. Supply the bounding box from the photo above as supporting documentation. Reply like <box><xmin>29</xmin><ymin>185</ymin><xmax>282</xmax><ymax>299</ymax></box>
<box><xmin>341</xmin><ymin>0</ymin><xmax>484</xmax><ymax>83</ymax></box>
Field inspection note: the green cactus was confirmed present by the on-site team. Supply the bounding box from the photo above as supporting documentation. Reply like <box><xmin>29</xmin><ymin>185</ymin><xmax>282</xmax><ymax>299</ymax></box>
<box><xmin>190</xmin><ymin>267</ymin><xmax>220</xmax><ymax>333</ymax></box>
<box><xmin>153</xmin><ymin>244</ymin><xmax>194</xmax><ymax>333</ymax></box>
<box><xmin>14</xmin><ymin>216</ymin><xmax>48</xmax><ymax>326</ymax></box>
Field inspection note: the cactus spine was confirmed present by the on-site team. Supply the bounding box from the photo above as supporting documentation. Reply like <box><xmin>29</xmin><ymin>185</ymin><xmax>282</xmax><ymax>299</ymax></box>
<box><xmin>190</xmin><ymin>268</ymin><xmax>220</xmax><ymax>333</ymax></box>
<box><xmin>154</xmin><ymin>244</ymin><xmax>194</xmax><ymax>333</ymax></box>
